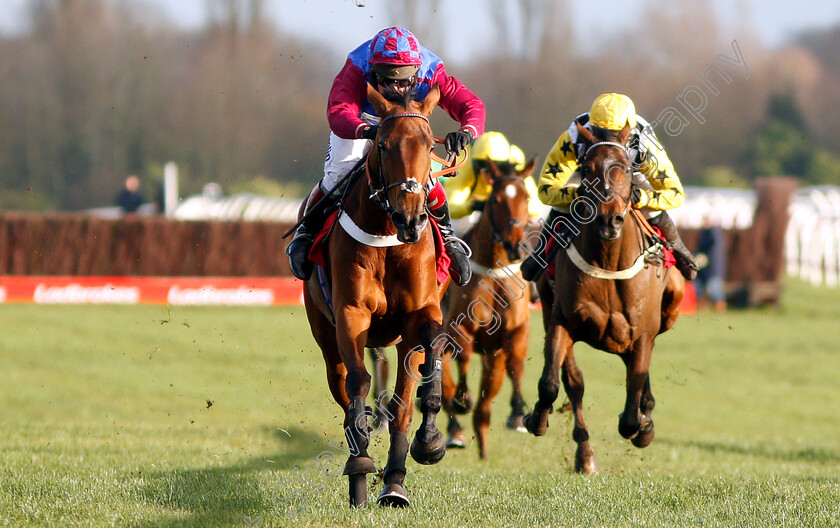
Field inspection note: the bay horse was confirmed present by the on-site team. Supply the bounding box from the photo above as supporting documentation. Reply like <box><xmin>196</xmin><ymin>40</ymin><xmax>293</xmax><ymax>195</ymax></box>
<box><xmin>440</xmin><ymin>157</ymin><xmax>537</xmax><ymax>459</ymax></box>
<box><xmin>302</xmin><ymin>84</ymin><xmax>449</xmax><ymax>507</ymax></box>
<box><xmin>524</xmin><ymin>122</ymin><xmax>684</xmax><ymax>473</ymax></box>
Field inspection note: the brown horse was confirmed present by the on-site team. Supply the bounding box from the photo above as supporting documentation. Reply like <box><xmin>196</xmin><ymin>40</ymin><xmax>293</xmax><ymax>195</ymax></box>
<box><xmin>524</xmin><ymin>122</ymin><xmax>684</xmax><ymax>473</ymax></box>
<box><xmin>302</xmin><ymin>84</ymin><xmax>448</xmax><ymax>507</ymax></box>
<box><xmin>440</xmin><ymin>157</ymin><xmax>537</xmax><ymax>459</ymax></box>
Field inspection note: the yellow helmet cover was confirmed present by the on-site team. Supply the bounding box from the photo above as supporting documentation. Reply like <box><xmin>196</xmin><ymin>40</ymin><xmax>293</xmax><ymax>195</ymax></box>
<box><xmin>470</xmin><ymin>131</ymin><xmax>512</xmax><ymax>162</ymax></box>
<box><xmin>509</xmin><ymin>144</ymin><xmax>526</xmax><ymax>171</ymax></box>
<box><xmin>589</xmin><ymin>93</ymin><xmax>637</xmax><ymax>130</ymax></box>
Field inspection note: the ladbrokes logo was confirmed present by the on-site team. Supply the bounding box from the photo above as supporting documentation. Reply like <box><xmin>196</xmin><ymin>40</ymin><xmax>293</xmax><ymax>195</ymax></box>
<box><xmin>167</xmin><ymin>286</ymin><xmax>274</xmax><ymax>306</ymax></box>
<box><xmin>33</xmin><ymin>284</ymin><xmax>140</xmax><ymax>304</ymax></box>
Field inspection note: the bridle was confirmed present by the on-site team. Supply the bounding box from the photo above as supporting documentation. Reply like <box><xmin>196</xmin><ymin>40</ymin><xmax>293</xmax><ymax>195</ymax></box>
<box><xmin>581</xmin><ymin>140</ymin><xmax>633</xmax><ymax>216</ymax></box>
<box><xmin>367</xmin><ymin>112</ymin><xmax>431</xmax><ymax>216</ymax></box>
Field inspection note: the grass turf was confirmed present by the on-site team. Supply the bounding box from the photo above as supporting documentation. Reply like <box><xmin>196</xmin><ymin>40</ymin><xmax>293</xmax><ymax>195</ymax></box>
<box><xmin>1</xmin><ymin>279</ymin><xmax>839</xmax><ymax>527</ymax></box>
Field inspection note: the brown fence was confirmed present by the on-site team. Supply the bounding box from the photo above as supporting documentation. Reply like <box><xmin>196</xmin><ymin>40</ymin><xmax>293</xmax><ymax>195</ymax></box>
<box><xmin>0</xmin><ymin>212</ymin><xmax>295</xmax><ymax>277</ymax></box>
<box><xmin>0</xmin><ymin>177</ymin><xmax>797</xmax><ymax>306</ymax></box>
<box><xmin>681</xmin><ymin>177</ymin><xmax>798</xmax><ymax>307</ymax></box>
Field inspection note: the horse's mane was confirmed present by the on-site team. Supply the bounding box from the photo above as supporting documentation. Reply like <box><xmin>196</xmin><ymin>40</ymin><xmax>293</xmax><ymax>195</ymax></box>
<box><xmin>380</xmin><ymin>85</ymin><xmax>417</xmax><ymax>108</ymax></box>
<box><xmin>590</xmin><ymin>126</ymin><xmax>621</xmax><ymax>142</ymax></box>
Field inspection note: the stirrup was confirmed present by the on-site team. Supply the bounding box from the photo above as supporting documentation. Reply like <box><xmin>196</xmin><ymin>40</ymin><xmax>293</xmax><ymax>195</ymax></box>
<box><xmin>443</xmin><ymin>236</ymin><xmax>472</xmax><ymax>259</ymax></box>
<box><xmin>444</xmin><ymin>236</ymin><xmax>472</xmax><ymax>286</ymax></box>
<box><xmin>286</xmin><ymin>232</ymin><xmax>314</xmax><ymax>280</ymax></box>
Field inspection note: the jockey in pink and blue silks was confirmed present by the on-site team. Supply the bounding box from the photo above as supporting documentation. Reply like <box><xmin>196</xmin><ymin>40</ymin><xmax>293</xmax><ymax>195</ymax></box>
<box><xmin>286</xmin><ymin>26</ymin><xmax>485</xmax><ymax>286</ymax></box>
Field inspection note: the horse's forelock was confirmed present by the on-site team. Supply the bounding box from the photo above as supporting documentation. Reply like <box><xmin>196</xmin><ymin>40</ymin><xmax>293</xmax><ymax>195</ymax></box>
<box><xmin>380</xmin><ymin>85</ymin><xmax>417</xmax><ymax>109</ymax></box>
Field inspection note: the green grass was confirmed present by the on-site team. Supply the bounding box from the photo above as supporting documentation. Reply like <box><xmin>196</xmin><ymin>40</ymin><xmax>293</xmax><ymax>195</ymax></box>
<box><xmin>1</xmin><ymin>279</ymin><xmax>839</xmax><ymax>527</ymax></box>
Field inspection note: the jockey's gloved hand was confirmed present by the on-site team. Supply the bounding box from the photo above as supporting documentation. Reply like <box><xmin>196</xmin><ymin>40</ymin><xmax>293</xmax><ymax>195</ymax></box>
<box><xmin>445</xmin><ymin>129</ymin><xmax>473</xmax><ymax>156</ymax></box>
<box><xmin>360</xmin><ymin>125</ymin><xmax>379</xmax><ymax>140</ymax></box>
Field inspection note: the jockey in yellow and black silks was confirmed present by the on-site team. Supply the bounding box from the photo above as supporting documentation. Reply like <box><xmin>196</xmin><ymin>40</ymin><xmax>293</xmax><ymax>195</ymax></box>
<box><xmin>520</xmin><ymin>93</ymin><xmax>699</xmax><ymax>281</ymax></box>
<box><xmin>443</xmin><ymin>131</ymin><xmax>543</xmax><ymax>220</ymax></box>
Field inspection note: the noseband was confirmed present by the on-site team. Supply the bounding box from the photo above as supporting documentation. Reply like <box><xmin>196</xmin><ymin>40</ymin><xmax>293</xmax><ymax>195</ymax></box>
<box><xmin>368</xmin><ymin>112</ymin><xmax>431</xmax><ymax>215</ymax></box>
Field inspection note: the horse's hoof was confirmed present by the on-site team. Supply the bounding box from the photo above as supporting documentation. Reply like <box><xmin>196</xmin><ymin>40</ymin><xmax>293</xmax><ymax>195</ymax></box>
<box><xmin>445</xmin><ymin>429</ymin><xmax>466</xmax><ymax>448</ymax></box>
<box><xmin>631</xmin><ymin>419</ymin><xmax>655</xmax><ymax>448</ymax></box>
<box><xmin>574</xmin><ymin>445</ymin><xmax>599</xmax><ymax>475</ymax></box>
<box><xmin>523</xmin><ymin>409</ymin><xmax>550</xmax><ymax>436</ymax></box>
<box><xmin>410</xmin><ymin>431</ymin><xmax>447</xmax><ymax>465</ymax></box>
<box><xmin>505</xmin><ymin>414</ymin><xmax>528</xmax><ymax>433</ymax></box>
<box><xmin>377</xmin><ymin>483</ymin><xmax>410</xmax><ymax>508</ymax></box>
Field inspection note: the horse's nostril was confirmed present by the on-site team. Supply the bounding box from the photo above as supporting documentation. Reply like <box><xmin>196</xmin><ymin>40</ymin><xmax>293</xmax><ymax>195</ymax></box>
<box><xmin>612</xmin><ymin>215</ymin><xmax>625</xmax><ymax>229</ymax></box>
<box><xmin>391</xmin><ymin>212</ymin><xmax>407</xmax><ymax>229</ymax></box>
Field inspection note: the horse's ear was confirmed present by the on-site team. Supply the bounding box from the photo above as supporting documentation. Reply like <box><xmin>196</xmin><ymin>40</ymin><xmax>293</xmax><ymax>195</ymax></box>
<box><xmin>576</xmin><ymin>122</ymin><xmax>595</xmax><ymax>145</ymax></box>
<box><xmin>485</xmin><ymin>159</ymin><xmax>498</xmax><ymax>184</ymax></box>
<box><xmin>618</xmin><ymin>122</ymin><xmax>632</xmax><ymax>145</ymax></box>
<box><xmin>520</xmin><ymin>156</ymin><xmax>538</xmax><ymax>177</ymax></box>
<box><xmin>366</xmin><ymin>82</ymin><xmax>390</xmax><ymax>116</ymax></box>
<box><xmin>419</xmin><ymin>84</ymin><xmax>440</xmax><ymax>115</ymax></box>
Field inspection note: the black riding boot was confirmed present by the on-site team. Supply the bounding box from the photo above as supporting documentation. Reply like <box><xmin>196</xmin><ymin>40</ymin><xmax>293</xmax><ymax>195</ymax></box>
<box><xmin>431</xmin><ymin>202</ymin><xmax>472</xmax><ymax>286</ymax></box>
<box><xmin>285</xmin><ymin>185</ymin><xmax>337</xmax><ymax>280</ymax></box>
<box><xmin>521</xmin><ymin>209</ymin><xmax>576</xmax><ymax>282</ymax></box>
<box><xmin>648</xmin><ymin>211</ymin><xmax>698</xmax><ymax>281</ymax></box>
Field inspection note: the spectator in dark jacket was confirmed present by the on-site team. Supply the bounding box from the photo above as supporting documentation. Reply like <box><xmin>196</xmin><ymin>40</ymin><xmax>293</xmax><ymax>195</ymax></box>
<box><xmin>115</xmin><ymin>175</ymin><xmax>144</xmax><ymax>214</ymax></box>
<box><xmin>695</xmin><ymin>217</ymin><xmax>727</xmax><ymax>311</ymax></box>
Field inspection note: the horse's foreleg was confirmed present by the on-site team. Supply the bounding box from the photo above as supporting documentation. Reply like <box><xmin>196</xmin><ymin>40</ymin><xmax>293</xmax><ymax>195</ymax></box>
<box><xmin>451</xmin><ymin>334</ymin><xmax>474</xmax><ymax>414</ymax></box>
<box><xmin>660</xmin><ymin>270</ymin><xmax>684</xmax><ymax>334</ymax></box>
<box><xmin>524</xmin><ymin>323</ymin><xmax>573</xmax><ymax>436</ymax></box>
<box><xmin>618</xmin><ymin>338</ymin><xmax>654</xmax><ymax>447</ymax></box>
<box><xmin>561</xmin><ymin>350</ymin><xmax>598</xmax><ymax>474</ymax></box>
<box><xmin>441</xmin><ymin>324</ymin><xmax>472</xmax><ymax>448</ymax></box>
<box><xmin>504</xmin><ymin>326</ymin><xmax>529</xmax><ymax>433</ymax></box>
<box><xmin>369</xmin><ymin>347</ymin><xmax>390</xmax><ymax>432</ymax></box>
<box><xmin>335</xmin><ymin>309</ymin><xmax>376</xmax><ymax>506</ymax></box>
<box><xmin>441</xmin><ymin>356</ymin><xmax>466</xmax><ymax>448</ymax></box>
<box><xmin>409</xmin><ymin>316</ymin><xmax>447</xmax><ymax>466</ymax></box>
<box><xmin>376</xmin><ymin>342</ymin><xmax>418</xmax><ymax>508</ymax></box>
<box><xmin>474</xmin><ymin>350</ymin><xmax>506</xmax><ymax>460</ymax></box>
<box><xmin>305</xmin><ymin>294</ymin><xmax>349</xmax><ymax>409</ymax></box>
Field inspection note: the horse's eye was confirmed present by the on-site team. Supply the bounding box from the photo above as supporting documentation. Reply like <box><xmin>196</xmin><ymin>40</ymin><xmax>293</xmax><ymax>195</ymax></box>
<box><xmin>378</xmin><ymin>140</ymin><xmax>387</xmax><ymax>151</ymax></box>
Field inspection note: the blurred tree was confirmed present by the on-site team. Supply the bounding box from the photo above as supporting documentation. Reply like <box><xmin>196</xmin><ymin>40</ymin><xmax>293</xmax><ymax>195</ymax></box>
<box><xmin>1</xmin><ymin>0</ymin><xmax>838</xmax><ymax>212</ymax></box>
<box><xmin>808</xmin><ymin>149</ymin><xmax>840</xmax><ymax>186</ymax></box>
<box><xmin>753</xmin><ymin>92</ymin><xmax>813</xmax><ymax>180</ymax></box>
<box><xmin>698</xmin><ymin>166</ymin><xmax>750</xmax><ymax>189</ymax></box>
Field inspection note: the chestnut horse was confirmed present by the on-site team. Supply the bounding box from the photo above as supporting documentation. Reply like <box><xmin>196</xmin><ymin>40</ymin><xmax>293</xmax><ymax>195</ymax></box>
<box><xmin>303</xmin><ymin>84</ymin><xmax>448</xmax><ymax>507</ymax></box>
<box><xmin>524</xmin><ymin>122</ymin><xmax>684</xmax><ymax>473</ymax></box>
<box><xmin>441</xmin><ymin>157</ymin><xmax>537</xmax><ymax>459</ymax></box>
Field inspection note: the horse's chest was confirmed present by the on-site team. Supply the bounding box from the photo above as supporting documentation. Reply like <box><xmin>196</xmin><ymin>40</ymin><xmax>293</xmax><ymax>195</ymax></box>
<box><xmin>566</xmin><ymin>301</ymin><xmax>635</xmax><ymax>352</ymax></box>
